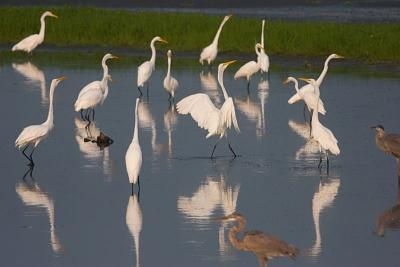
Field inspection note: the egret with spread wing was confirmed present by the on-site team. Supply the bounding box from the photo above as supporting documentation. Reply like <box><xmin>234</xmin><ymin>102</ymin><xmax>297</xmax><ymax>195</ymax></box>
<box><xmin>177</xmin><ymin>60</ymin><xmax>240</xmax><ymax>158</ymax></box>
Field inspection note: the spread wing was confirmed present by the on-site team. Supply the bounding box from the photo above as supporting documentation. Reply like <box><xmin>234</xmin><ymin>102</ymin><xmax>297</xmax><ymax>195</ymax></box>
<box><xmin>176</xmin><ymin>93</ymin><xmax>220</xmax><ymax>135</ymax></box>
<box><xmin>220</xmin><ymin>97</ymin><xmax>240</xmax><ymax>133</ymax></box>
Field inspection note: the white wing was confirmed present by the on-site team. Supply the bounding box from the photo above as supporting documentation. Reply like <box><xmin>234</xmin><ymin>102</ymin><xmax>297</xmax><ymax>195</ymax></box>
<box><xmin>77</xmin><ymin>80</ymin><xmax>102</xmax><ymax>99</ymax></box>
<box><xmin>288</xmin><ymin>84</ymin><xmax>314</xmax><ymax>104</ymax></box>
<box><xmin>137</xmin><ymin>61</ymin><xmax>152</xmax><ymax>87</ymax></box>
<box><xmin>220</xmin><ymin>98</ymin><xmax>240</xmax><ymax>133</ymax></box>
<box><xmin>177</xmin><ymin>93</ymin><xmax>220</xmax><ymax>136</ymax></box>
<box><xmin>303</xmin><ymin>93</ymin><xmax>326</xmax><ymax>115</ymax></box>
<box><xmin>12</xmin><ymin>34</ymin><xmax>40</xmax><ymax>52</ymax></box>
<box><xmin>234</xmin><ymin>61</ymin><xmax>259</xmax><ymax>80</ymax></box>
<box><xmin>15</xmin><ymin>124</ymin><xmax>49</xmax><ymax>148</ymax></box>
<box><xmin>74</xmin><ymin>89</ymin><xmax>103</xmax><ymax>111</ymax></box>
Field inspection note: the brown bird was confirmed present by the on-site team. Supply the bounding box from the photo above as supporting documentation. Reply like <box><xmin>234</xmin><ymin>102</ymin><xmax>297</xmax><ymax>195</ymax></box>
<box><xmin>219</xmin><ymin>212</ymin><xmax>299</xmax><ymax>267</ymax></box>
<box><xmin>371</xmin><ymin>125</ymin><xmax>400</xmax><ymax>175</ymax></box>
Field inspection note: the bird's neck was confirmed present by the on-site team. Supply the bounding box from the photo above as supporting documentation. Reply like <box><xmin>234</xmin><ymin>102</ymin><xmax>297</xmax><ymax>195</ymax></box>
<box><xmin>38</xmin><ymin>15</ymin><xmax>46</xmax><ymax>41</ymax></box>
<box><xmin>312</xmin><ymin>91</ymin><xmax>320</xmax><ymax>125</ymax></box>
<box><xmin>212</xmin><ymin>18</ymin><xmax>228</xmax><ymax>46</ymax></box>
<box><xmin>228</xmin><ymin>219</ymin><xmax>246</xmax><ymax>251</ymax></box>
<box><xmin>217</xmin><ymin>69</ymin><xmax>229</xmax><ymax>100</ymax></box>
<box><xmin>293</xmin><ymin>80</ymin><xmax>300</xmax><ymax>94</ymax></box>
<box><xmin>100</xmin><ymin>76</ymin><xmax>109</xmax><ymax>92</ymax></box>
<box><xmin>261</xmin><ymin>20</ymin><xmax>265</xmax><ymax>47</ymax></box>
<box><xmin>102</xmin><ymin>58</ymin><xmax>109</xmax><ymax>79</ymax></box>
<box><xmin>150</xmin><ymin>40</ymin><xmax>157</xmax><ymax>67</ymax></box>
<box><xmin>44</xmin><ymin>84</ymin><xmax>55</xmax><ymax>127</ymax></box>
<box><xmin>167</xmin><ymin>56</ymin><xmax>171</xmax><ymax>78</ymax></box>
<box><xmin>133</xmin><ymin>103</ymin><xmax>139</xmax><ymax>143</ymax></box>
<box><xmin>316</xmin><ymin>56</ymin><xmax>333</xmax><ymax>86</ymax></box>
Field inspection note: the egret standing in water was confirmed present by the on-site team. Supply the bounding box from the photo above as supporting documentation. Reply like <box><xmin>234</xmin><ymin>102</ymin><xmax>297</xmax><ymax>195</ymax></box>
<box><xmin>137</xmin><ymin>36</ymin><xmax>168</xmax><ymax>97</ymax></box>
<box><xmin>199</xmin><ymin>15</ymin><xmax>232</xmax><ymax>66</ymax></box>
<box><xmin>219</xmin><ymin>212</ymin><xmax>299</xmax><ymax>267</ymax></box>
<box><xmin>74</xmin><ymin>53</ymin><xmax>117</xmax><ymax>121</ymax></box>
<box><xmin>163</xmin><ymin>50</ymin><xmax>179</xmax><ymax>101</ymax></box>
<box><xmin>288</xmin><ymin>54</ymin><xmax>344</xmax><ymax>105</ymax></box>
<box><xmin>234</xmin><ymin>43</ymin><xmax>263</xmax><ymax>93</ymax></box>
<box><xmin>126</xmin><ymin>98</ymin><xmax>143</xmax><ymax>195</ymax></box>
<box><xmin>12</xmin><ymin>11</ymin><xmax>58</xmax><ymax>53</ymax></box>
<box><xmin>177</xmin><ymin>60</ymin><xmax>240</xmax><ymax>158</ymax></box>
<box><xmin>15</xmin><ymin>76</ymin><xmax>67</xmax><ymax>166</ymax></box>
<box><xmin>299</xmin><ymin>78</ymin><xmax>340</xmax><ymax>171</ymax></box>
<box><xmin>258</xmin><ymin>20</ymin><xmax>269</xmax><ymax>75</ymax></box>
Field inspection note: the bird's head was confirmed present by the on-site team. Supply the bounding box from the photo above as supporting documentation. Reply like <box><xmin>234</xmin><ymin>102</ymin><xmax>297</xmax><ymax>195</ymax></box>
<box><xmin>283</xmin><ymin>76</ymin><xmax>296</xmax><ymax>85</ymax></box>
<box><xmin>299</xmin><ymin>77</ymin><xmax>317</xmax><ymax>86</ymax></box>
<box><xmin>51</xmin><ymin>76</ymin><xmax>66</xmax><ymax>87</ymax></box>
<box><xmin>43</xmin><ymin>11</ymin><xmax>58</xmax><ymax>19</ymax></box>
<box><xmin>154</xmin><ymin>36</ymin><xmax>168</xmax><ymax>44</ymax></box>
<box><xmin>106</xmin><ymin>75</ymin><xmax>113</xmax><ymax>82</ymax></box>
<box><xmin>370</xmin><ymin>125</ymin><xmax>385</xmax><ymax>132</ymax></box>
<box><xmin>167</xmin><ymin>49</ymin><xmax>172</xmax><ymax>58</ymax></box>
<box><xmin>104</xmin><ymin>53</ymin><xmax>118</xmax><ymax>61</ymax></box>
<box><xmin>224</xmin><ymin>14</ymin><xmax>233</xmax><ymax>20</ymax></box>
<box><xmin>218</xmin><ymin>60</ymin><xmax>236</xmax><ymax>73</ymax></box>
<box><xmin>330</xmin><ymin>54</ymin><xmax>345</xmax><ymax>60</ymax></box>
<box><xmin>255</xmin><ymin>43</ymin><xmax>264</xmax><ymax>51</ymax></box>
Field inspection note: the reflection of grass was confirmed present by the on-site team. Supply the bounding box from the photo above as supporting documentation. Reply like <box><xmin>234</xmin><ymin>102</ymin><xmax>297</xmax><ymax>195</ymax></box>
<box><xmin>0</xmin><ymin>6</ymin><xmax>399</xmax><ymax>63</ymax></box>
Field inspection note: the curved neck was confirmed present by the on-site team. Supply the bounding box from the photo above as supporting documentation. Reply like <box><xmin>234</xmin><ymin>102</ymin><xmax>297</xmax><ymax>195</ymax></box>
<box><xmin>38</xmin><ymin>14</ymin><xmax>46</xmax><ymax>41</ymax></box>
<box><xmin>212</xmin><ymin>18</ymin><xmax>228</xmax><ymax>45</ymax></box>
<box><xmin>261</xmin><ymin>20</ymin><xmax>265</xmax><ymax>47</ymax></box>
<box><xmin>102</xmin><ymin>58</ymin><xmax>109</xmax><ymax>78</ymax></box>
<box><xmin>150</xmin><ymin>40</ymin><xmax>157</xmax><ymax>67</ymax></box>
<box><xmin>133</xmin><ymin>101</ymin><xmax>139</xmax><ymax>142</ymax></box>
<box><xmin>228</xmin><ymin>218</ymin><xmax>246</xmax><ymax>250</ymax></box>
<box><xmin>44</xmin><ymin>83</ymin><xmax>56</xmax><ymax>126</ymax></box>
<box><xmin>217</xmin><ymin>68</ymin><xmax>229</xmax><ymax>100</ymax></box>
<box><xmin>292</xmin><ymin>79</ymin><xmax>300</xmax><ymax>94</ymax></box>
<box><xmin>255</xmin><ymin>45</ymin><xmax>262</xmax><ymax>57</ymax></box>
<box><xmin>316</xmin><ymin>56</ymin><xmax>333</xmax><ymax>85</ymax></box>
<box><xmin>167</xmin><ymin>56</ymin><xmax>171</xmax><ymax>78</ymax></box>
<box><xmin>100</xmin><ymin>76</ymin><xmax>109</xmax><ymax>93</ymax></box>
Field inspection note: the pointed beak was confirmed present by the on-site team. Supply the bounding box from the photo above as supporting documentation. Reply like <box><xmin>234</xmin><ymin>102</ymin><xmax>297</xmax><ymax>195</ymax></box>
<box><xmin>111</xmin><ymin>55</ymin><xmax>119</xmax><ymax>59</ymax></box>
<box><xmin>57</xmin><ymin>76</ymin><xmax>67</xmax><ymax>81</ymax></box>
<box><xmin>223</xmin><ymin>60</ymin><xmax>236</xmax><ymax>67</ymax></box>
<box><xmin>283</xmin><ymin>79</ymin><xmax>289</xmax><ymax>85</ymax></box>
<box><xmin>336</xmin><ymin>54</ymin><xmax>345</xmax><ymax>59</ymax></box>
<box><xmin>159</xmin><ymin>38</ymin><xmax>168</xmax><ymax>44</ymax></box>
<box><xmin>51</xmin><ymin>13</ymin><xmax>58</xmax><ymax>18</ymax></box>
<box><xmin>226</xmin><ymin>14</ymin><xmax>233</xmax><ymax>19</ymax></box>
<box><xmin>298</xmin><ymin>77</ymin><xmax>310</xmax><ymax>83</ymax></box>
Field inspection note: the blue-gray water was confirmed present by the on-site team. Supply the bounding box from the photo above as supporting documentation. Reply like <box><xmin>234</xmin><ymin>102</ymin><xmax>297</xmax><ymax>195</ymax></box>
<box><xmin>1</xmin><ymin>55</ymin><xmax>400</xmax><ymax>267</ymax></box>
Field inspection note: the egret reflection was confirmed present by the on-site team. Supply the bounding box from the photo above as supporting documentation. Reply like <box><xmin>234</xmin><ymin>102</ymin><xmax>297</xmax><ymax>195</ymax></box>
<box><xmin>12</xmin><ymin>61</ymin><xmax>47</xmax><ymax>104</ymax></box>
<box><xmin>126</xmin><ymin>194</ymin><xmax>142</xmax><ymax>267</ymax></box>
<box><xmin>376</xmin><ymin>176</ymin><xmax>400</xmax><ymax>237</ymax></box>
<box><xmin>257</xmin><ymin>78</ymin><xmax>269</xmax><ymax>138</ymax></box>
<box><xmin>74</xmin><ymin>118</ymin><xmax>114</xmax><ymax>180</ymax></box>
<box><xmin>16</xmin><ymin>181</ymin><xmax>63</xmax><ymax>254</ymax></box>
<box><xmin>138</xmin><ymin>100</ymin><xmax>164</xmax><ymax>156</ymax></box>
<box><xmin>288</xmin><ymin>119</ymin><xmax>320</xmax><ymax>161</ymax></box>
<box><xmin>235</xmin><ymin>95</ymin><xmax>263</xmax><ymax>139</ymax></box>
<box><xmin>200</xmin><ymin>71</ymin><xmax>221</xmax><ymax>106</ymax></box>
<box><xmin>309</xmin><ymin>176</ymin><xmax>340</xmax><ymax>259</ymax></box>
<box><xmin>177</xmin><ymin>159</ymin><xmax>240</xmax><ymax>260</ymax></box>
<box><xmin>163</xmin><ymin>102</ymin><xmax>178</xmax><ymax>160</ymax></box>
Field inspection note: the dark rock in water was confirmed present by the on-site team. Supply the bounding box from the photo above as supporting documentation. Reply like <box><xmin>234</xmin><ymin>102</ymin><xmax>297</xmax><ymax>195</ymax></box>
<box><xmin>96</xmin><ymin>132</ymin><xmax>113</xmax><ymax>149</ymax></box>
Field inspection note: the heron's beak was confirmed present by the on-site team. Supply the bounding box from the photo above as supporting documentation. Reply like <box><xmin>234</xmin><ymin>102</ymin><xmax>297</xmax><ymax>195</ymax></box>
<box><xmin>159</xmin><ymin>38</ymin><xmax>168</xmax><ymax>44</ymax></box>
<box><xmin>50</xmin><ymin>13</ymin><xmax>58</xmax><ymax>18</ymax></box>
<box><xmin>298</xmin><ymin>77</ymin><xmax>310</xmax><ymax>83</ymax></box>
<box><xmin>336</xmin><ymin>54</ymin><xmax>345</xmax><ymax>59</ymax></box>
<box><xmin>57</xmin><ymin>76</ymin><xmax>67</xmax><ymax>81</ymax></box>
<box><xmin>283</xmin><ymin>79</ymin><xmax>289</xmax><ymax>85</ymax></box>
<box><xmin>223</xmin><ymin>60</ymin><xmax>236</xmax><ymax>67</ymax></box>
<box><xmin>111</xmin><ymin>55</ymin><xmax>119</xmax><ymax>59</ymax></box>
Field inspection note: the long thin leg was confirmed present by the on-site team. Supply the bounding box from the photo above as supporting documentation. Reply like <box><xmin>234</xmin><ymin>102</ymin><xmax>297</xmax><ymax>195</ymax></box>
<box><xmin>168</xmin><ymin>93</ymin><xmax>171</xmax><ymax>101</ymax></box>
<box><xmin>137</xmin><ymin>176</ymin><xmax>141</xmax><ymax>201</ymax></box>
<box><xmin>138</xmin><ymin>87</ymin><xmax>143</xmax><ymax>96</ymax></box>
<box><xmin>326</xmin><ymin>152</ymin><xmax>330</xmax><ymax>175</ymax></box>
<box><xmin>228</xmin><ymin>140</ymin><xmax>237</xmax><ymax>158</ymax></box>
<box><xmin>247</xmin><ymin>80</ymin><xmax>250</xmax><ymax>95</ymax></box>
<box><xmin>210</xmin><ymin>141</ymin><xmax>219</xmax><ymax>158</ymax></box>
<box><xmin>22</xmin><ymin>145</ymin><xmax>31</xmax><ymax>162</ymax></box>
<box><xmin>131</xmin><ymin>183</ymin><xmax>134</xmax><ymax>196</ymax></box>
<box><xmin>318</xmin><ymin>146</ymin><xmax>323</xmax><ymax>169</ymax></box>
<box><xmin>309</xmin><ymin>109</ymin><xmax>313</xmax><ymax>138</ymax></box>
<box><xmin>28</xmin><ymin>147</ymin><xmax>35</xmax><ymax>166</ymax></box>
<box><xmin>146</xmin><ymin>82</ymin><xmax>149</xmax><ymax>100</ymax></box>
<box><xmin>92</xmin><ymin>108</ymin><xmax>95</xmax><ymax>121</ymax></box>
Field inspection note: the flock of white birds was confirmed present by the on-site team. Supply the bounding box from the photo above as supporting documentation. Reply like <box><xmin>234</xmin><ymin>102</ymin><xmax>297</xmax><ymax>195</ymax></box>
<box><xmin>13</xmin><ymin>11</ymin><xmax>343</xmax><ymax>193</ymax></box>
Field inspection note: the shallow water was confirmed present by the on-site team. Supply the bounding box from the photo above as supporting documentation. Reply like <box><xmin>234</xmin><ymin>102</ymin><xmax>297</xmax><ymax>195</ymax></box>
<box><xmin>1</xmin><ymin>55</ymin><xmax>400</xmax><ymax>267</ymax></box>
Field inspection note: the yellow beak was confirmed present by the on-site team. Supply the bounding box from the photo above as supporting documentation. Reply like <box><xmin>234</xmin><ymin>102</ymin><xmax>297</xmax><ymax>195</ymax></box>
<box><xmin>298</xmin><ymin>77</ymin><xmax>310</xmax><ymax>83</ymax></box>
<box><xmin>227</xmin><ymin>14</ymin><xmax>233</xmax><ymax>18</ymax></box>
<box><xmin>336</xmin><ymin>54</ymin><xmax>345</xmax><ymax>59</ymax></box>
<box><xmin>159</xmin><ymin>38</ymin><xmax>168</xmax><ymax>44</ymax></box>
<box><xmin>57</xmin><ymin>76</ymin><xmax>67</xmax><ymax>81</ymax></box>
<box><xmin>111</xmin><ymin>55</ymin><xmax>119</xmax><ymax>59</ymax></box>
<box><xmin>223</xmin><ymin>60</ymin><xmax>236</xmax><ymax>66</ymax></box>
<box><xmin>51</xmin><ymin>13</ymin><xmax>58</xmax><ymax>18</ymax></box>
<box><xmin>282</xmin><ymin>79</ymin><xmax>289</xmax><ymax>85</ymax></box>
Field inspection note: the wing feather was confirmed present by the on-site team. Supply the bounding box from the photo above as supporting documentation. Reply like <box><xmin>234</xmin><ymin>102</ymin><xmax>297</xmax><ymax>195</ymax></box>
<box><xmin>220</xmin><ymin>97</ymin><xmax>240</xmax><ymax>133</ymax></box>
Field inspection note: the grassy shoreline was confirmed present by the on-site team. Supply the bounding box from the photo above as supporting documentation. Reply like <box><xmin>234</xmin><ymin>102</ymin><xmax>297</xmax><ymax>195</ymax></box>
<box><xmin>0</xmin><ymin>6</ymin><xmax>399</xmax><ymax>64</ymax></box>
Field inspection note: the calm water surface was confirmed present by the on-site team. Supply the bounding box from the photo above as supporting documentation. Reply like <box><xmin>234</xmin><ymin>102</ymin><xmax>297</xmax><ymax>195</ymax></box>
<box><xmin>1</xmin><ymin>55</ymin><xmax>400</xmax><ymax>267</ymax></box>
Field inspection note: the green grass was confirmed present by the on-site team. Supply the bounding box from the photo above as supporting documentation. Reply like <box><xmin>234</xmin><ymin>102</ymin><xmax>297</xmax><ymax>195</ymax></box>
<box><xmin>0</xmin><ymin>6</ymin><xmax>399</xmax><ymax>63</ymax></box>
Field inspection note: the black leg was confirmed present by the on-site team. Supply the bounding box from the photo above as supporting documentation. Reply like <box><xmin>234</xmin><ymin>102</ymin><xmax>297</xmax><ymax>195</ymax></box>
<box><xmin>28</xmin><ymin>147</ymin><xmax>35</xmax><ymax>167</ymax></box>
<box><xmin>138</xmin><ymin>87</ymin><xmax>143</xmax><ymax>96</ymax></box>
<box><xmin>131</xmin><ymin>183</ymin><xmax>134</xmax><ymax>196</ymax></box>
<box><xmin>80</xmin><ymin>109</ymin><xmax>84</xmax><ymax>119</ymax></box>
<box><xmin>309</xmin><ymin>109</ymin><xmax>313</xmax><ymax>138</ymax></box>
<box><xmin>210</xmin><ymin>141</ymin><xmax>219</xmax><ymax>158</ymax></box>
<box><xmin>22</xmin><ymin>145</ymin><xmax>31</xmax><ymax>163</ymax></box>
<box><xmin>326</xmin><ymin>152</ymin><xmax>330</xmax><ymax>175</ymax></box>
<box><xmin>92</xmin><ymin>108</ymin><xmax>95</xmax><ymax>121</ymax></box>
<box><xmin>228</xmin><ymin>142</ymin><xmax>237</xmax><ymax>158</ymax></box>
<box><xmin>247</xmin><ymin>81</ymin><xmax>250</xmax><ymax>95</ymax></box>
<box><xmin>168</xmin><ymin>93</ymin><xmax>171</xmax><ymax>101</ymax></box>
<box><xmin>318</xmin><ymin>148</ymin><xmax>323</xmax><ymax>169</ymax></box>
<box><xmin>137</xmin><ymin>176</ymin><xmax>141</xmax><ymax>201</ymax></box>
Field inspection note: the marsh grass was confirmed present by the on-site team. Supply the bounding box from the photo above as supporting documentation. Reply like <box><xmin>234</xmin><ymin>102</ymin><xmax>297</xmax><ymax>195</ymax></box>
<box><xmin>0</xmin><ymin>6</ymin><xmax>399</xmax><ymax>63</ymax></box>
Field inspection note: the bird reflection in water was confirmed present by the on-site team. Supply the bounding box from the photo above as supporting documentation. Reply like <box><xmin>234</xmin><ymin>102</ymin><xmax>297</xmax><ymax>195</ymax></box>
<box><xmin>200</xmin><ymin>71</ymin><xmax>222</xmax><ymax>106</ymax></box>
<box><xmin>308</xmin><ymin>176</ymin><xmax>340</xmax><ymax>259</ymax></box>
<box><xmin>12</xmin><ymin>61</ymin><xmax>48</xmax><ymax>105</ymax></box>
<box><xmin>177</xmin><ymin>159</ymin><xmax>240</xmax><ymax>260</ymax></box>
<box><xmin>74</xmin><ymin>118</ymin><xmax>114</xmax><ymax>181</ymax></box>
<box><xmin>376</xmin><ymin>176</ymin><xmax>400</xmax><ymax>237</ymax></box>
<box><xmin>288</xmin><ymin>119</ymin><xmax>320</xmax><ymax>161</ymax></box>
<box><xmin>219</xmin><ymin>213</ymin><xmax>299</xmax><ymax>267</ymax></box>
<box><xmin>126</xmin><ymin>193</ymin><xmax>142</xmax><ymax>267</ymax></box>
<box><xmin>163</xmin><ymin>102</ymin><xmax>178</xmax><ymax>162</ymax></box>
<box><xmin>16</xmin><ymin>177</ymin><xmax>63</xmax><ymax>254</ymax></box>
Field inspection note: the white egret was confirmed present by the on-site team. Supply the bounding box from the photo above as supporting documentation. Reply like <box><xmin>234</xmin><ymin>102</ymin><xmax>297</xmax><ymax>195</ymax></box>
<box><xmin>234</xmin><ymin>43</ymin><xmax>263</xmax><ymax>93</ymax></box>
<box><xmin>199</xmin><ymin>15</ymin><xmax>232</xmax><ymax>66</ymax></box>
<box><xmin>177</xmin><ymin>60</ymin><xmax>240</xmax><ymax>158</ymax></box>
<box><xmin>15</xmin><ymin>76</ymin><xmax>66</xmax><ymax>166</ymax></box>
<box><xmin>126</xmin><ymin>98</ymin><xmax>143</xmax><ymax>195</ymax></box>
<box><xmin>258</xmin><ymin>20</ymin><xmax>270</xmax><ymax>74</ymax></box>
<box><xmin>163</xmin><ymin>50</ymin><xmax>179</xmax><ymax>101</ymax></box>
<box><xmin>137</xmin><ymin>36</ymin><xmax>168</xmax><ymax>96</ymax></box>
<box><xmin>299</xmin><ymin>78</ymin><xmax>340</xmax><ymax>170</ymax></box>
<box><xmin>126</xmin><ymin>194</ymin><xmax>142</xmax><ymax>267</ymax></box>
<box><xmin>74</xmin><ymin>53</ymin><xmax>117</xmax><ymax>121</ymax></box>
<box><xmin>12</xmin><ymin>11</ymin><xmax>58</xmax><ymax>53</ymax></box>
<box><xmin>288</xmin><ymin>54</ymin><xmax>344</xmax><ymax>104</ymax></box>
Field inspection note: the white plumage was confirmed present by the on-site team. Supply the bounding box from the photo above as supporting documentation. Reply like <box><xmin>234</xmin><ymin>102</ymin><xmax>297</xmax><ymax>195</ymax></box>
<box><xmin>126</xmin><ymin>98</ymin><xmax>143</xmax><ymax>193</ymax></box>
<box><xmin>126</xmin><ymin>195</ymin><xmax>142</xmax><ymax>267</ymax></box>
<box><xmin>177</xmin><ymin>60</ymin><xmax>240</xmax><ymax>157</ymax></box>
<box><xmin>199</xmin><ymin>15</ymin><xmax>232</xmax><ymax>66</ymax></box>
<box><xmin>258</xmin><ymin>20</ymin><xmax>270</xmax><ymax>74</ymax></box>
<box><xmin>137</xmin><ymin>36</ymin><xmax>167</xmax><ymax>94</ymax></box>
<box><xmin>288</xmin><ymin>54</ymin><xmax>344</xmax><ymax>104</ymax></box>
<box><xmin>12</xmin><ymin>11</ymin><xmax>58</xmax><ymax>53</ymax></box>
<box><xmin>234</xmin><ymin>43</ymin><xmax>263</xmax><ymax>91</ymax></box>
<box><xmin>163</xmin><ymin>50</ymin><xmax>179</xmax><ymax>100</ymax></box>
<box><xmin>15</xmin><ymin>77</ymin><xmax>66</xmax><ymax>165</ymax></box>
<box><xmin>284</xmin><ymin>76</ymin><xmax>326</xmax><ymax>115</ymax></box>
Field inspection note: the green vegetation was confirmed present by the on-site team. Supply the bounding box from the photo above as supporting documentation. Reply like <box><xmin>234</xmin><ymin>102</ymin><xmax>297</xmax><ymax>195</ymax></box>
<box><xmin>0</xmin><ymin>6</ymin><xmax>399</xmax><ymax>63</ymax></box>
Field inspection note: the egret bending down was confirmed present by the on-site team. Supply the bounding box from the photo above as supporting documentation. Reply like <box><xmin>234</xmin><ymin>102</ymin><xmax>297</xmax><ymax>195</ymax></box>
<box><xmin>74</xmin><ymin>53</ymin><xmax>117</xmax><ymax>121</ymax></box>
<box><xmin>12</xmin><ymin>11</ymin><xmax>58</xmax><ymax>53</ymax></box>
<box><xmin>234</xmin><ymin>43</ymin><xmax>263</xmax><ymax>93</ymax></box>
<box><xmin>177</xmin><ymin>60</ymin><xmax>240</xmax><ymax>158</ymax></box>
<box><xmin>300</xmin><ymin>78</ymin><xmax>340</xmax><ymax>171</ymax></box>
<box><xmin>258</xmin><ymin>20</ymin><xmax>269</xmax><ymax>74</ymax></box>
<box><xmin>288</xmin><ymin>54</ymin><xmax>344</xmax><ymax>105</ymax></box>
<box><xmin>137</xmin><ymin>36</ymin><xmax>168</xmax><ymax>96</ymax></box>
<box><xmin>163</xmin><ymin>50</ymin><xmax>179</xmax><ymax>101</ymax></box>
<box><xmin>199</xmin><ymin>15</ymin><xmax>232</xmax><ymax>66</ymax></box>
<box><xmin>126</xmin><ymin>98</ymin><xmax>143</xmax><ymax>195</ymax></box>
<box><xmin>15</xmin><ymin>76</ymin><xmax>66</xmax><ymax>166</ymax></box>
